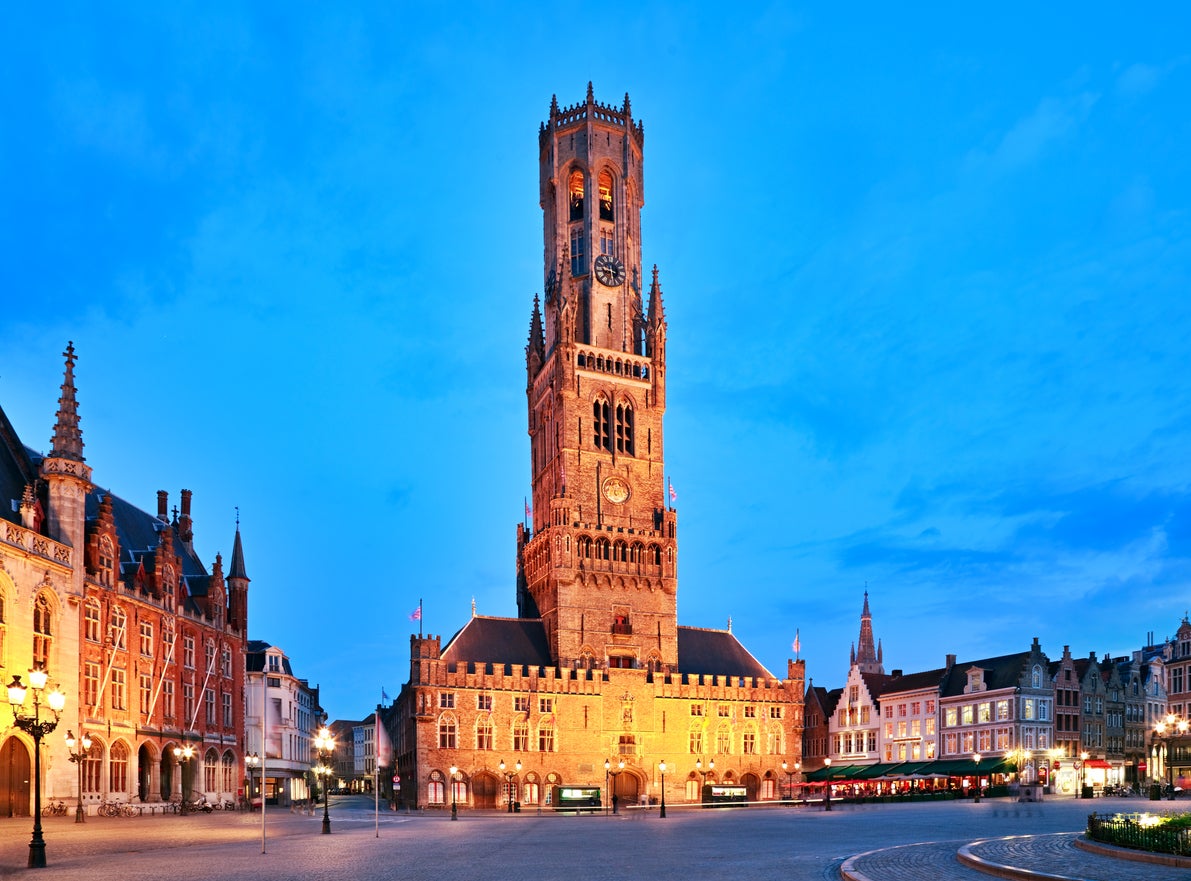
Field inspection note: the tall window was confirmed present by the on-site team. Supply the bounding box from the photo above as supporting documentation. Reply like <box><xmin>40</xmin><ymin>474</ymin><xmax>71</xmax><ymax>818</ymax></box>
<box><xmin>716</xmin><ymin>725</ymin><xmax>732</xmax><ymax>754</ymax></box>
<box><xmin>84</xmin><ymin>601</ymin><xmax>101</xmax><ymax>642</ymax></box>
<box><xmin>97</xmin><ymin>536</ymin><xmax>115</xmax><ymax>586</ymax></box>
<box><xmin>163</xmin><ymin>680</ymin><xmax>175</xmax><ymax>718</ymax></box>
<box><xmin>140</xmin><ymin>621</ymin><xmax>154</xmax><ymax>656</ymax></box>
<box><xmin>742</xmin><ymin>731</ymin><xmax>756</xmax><ymax>755</ymax></box>
<box><xmin>428</xmin><ymin>779</ymin><xmax>444</xmax><ymax>805</ymax></box>
<box><xmin>205</xmin><ymin>641</ymin><xmax>216</xmax><ymax>673</ymax></box>
<box><xmin>222</xmin><ymin>753</ymin><xmax>235</xmax><ymax>792</ymax></box>
<box><xmin>568</xmin><ymin>169</ymin><xmax>584</xmax><ymax>221</ymax></box>
<box><xmin>84</xmin><ymin>662</ymin><xmax>100</xmax><ymax>707</ymax></box>
<box><xmin>109</xmin><ymin>606</ymin><xmax>127</xmax><ymax>648</ymax></box>
<box><xmin>183</xmin><ymin>683</ymin><xmax>195</xmax><ymax>723</ymax></box>
<box><xmin>110</xmin><ymin>742</ymin><xmax>129</xmax><ymax>793</ymax></box>
<box><xmin>205</xmin><ymin>688</ymin><xmax>216</xmax><ymax>725</ymax></box>
<box><xmin>615</xmin><ymin>404</ymin><xmax>634</xmax><ymax>455</ymax></box>
<box><xmin>111</xmin><ymin>668</ymin><xmax>126</xmax><ymax>710</ymax></box>
<box><xmin>204</xmin><ymin>750</ymin><xmax>218</xmax><ymax>791</ymax></box>
<box><xmin>438</xmin><ymin>716</ymin><xmax>457</xmax><ymax>749</ymax></box>
<box><xmin>139</xmin><ymin>674</ymin><xmax>152</xmax><ymax>714</ymax></box>
<box><xmin>598</xmin><ymin>170</ymin><xmax>614</xmax><ymax>221</ymax></box>
<box><xmin>223</xmin><ymin>692</ymin><xmax>233</xmax><ymax>728</ymax></box>
<box><xmin>513</xmin><ymin>719</ymin><xmax>529</xmax><ymax>751</ymax></box>
<box><xmin>476</xmin><ymin>717</ymin><xmax>493</xmax><ymax>750</ymax></box>
<box><xmin>593</xmin><ymin>398</ymin><xmax>610</xmax><ymax>450</ymax></box>
<box><xmin>222</xmin><ymin>646</ymin><xmax>232</xmax><ymax>677</ymax></box>
<box><xmin>83</xmin><ymin>748</ymin><xmax>102</xmax><ymax>793</ymax></box>
<box><xmin>32</xmin><ymin>593</ymin><xmax>52</xmax><ymax>667</ymax></box>
<box><xmin>538</xmin><ymin>719</ymin><xmax>555</xmax><ymax>752</ymax></box>
<box><xmin>570</xmin><ymin>226</ymin><xmax>586</xmax><ymax>277</ymax></box>
<box><xmin>183</xmin><ymin>635</ymin><xmax>195</xmax><ymax>668</ymax></box>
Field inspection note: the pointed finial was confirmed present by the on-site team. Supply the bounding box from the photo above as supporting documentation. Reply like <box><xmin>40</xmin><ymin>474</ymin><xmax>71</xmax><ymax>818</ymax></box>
<box><xmin>727</xmin><ymin>615</ymin><xmax>732</xmax><ymax>633</ymax></box>
<box><xmin>550</xmin><ymin>94</ymin><xmax>559</xmax><ymax>116</ymax></box>
<box><xmin>586</xmin><ymin>81</ymin><xmax>594</xmax><ymax>103</ymax></box>
<box><xmin>623</xmin><ymin>93</ymin><xmax>632</xmax><ymax>116</ymax></box>
<box><xmin>471</xmin><ymin>596</ymin><xmax>477</xmax><ymax>617</ymax></box>
<box><xmin>235</xmin><ymin>506</ymin><xmax>240</xmax><ymax>527</ymax></box>
<box><xmin>49</xmin><ymin>340</ymin><xmax>85</xmax><ymax>461</ymax></box>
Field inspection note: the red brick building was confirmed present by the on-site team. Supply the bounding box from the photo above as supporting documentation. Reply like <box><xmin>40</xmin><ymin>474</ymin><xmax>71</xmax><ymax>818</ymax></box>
<box><xmin>1</xmin><ymin>344</ymin><xmax>248</xmax><ymax>815</ymax></box>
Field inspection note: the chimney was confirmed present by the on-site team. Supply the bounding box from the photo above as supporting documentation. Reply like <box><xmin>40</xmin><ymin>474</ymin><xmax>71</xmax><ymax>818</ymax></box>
<box><xmin>179</xmin><ymin>489</ymin><xmax>194</xmax><ymax>547</ymax></box>
<box><xmin>946</xmin><ymin>653</ymin><xmax>956</xmax><ymax>668</ymax></box>
<box><xmin>157</xmin><ymin>490</ymin><xmax>169</xmax><ymax>521</ymax></box>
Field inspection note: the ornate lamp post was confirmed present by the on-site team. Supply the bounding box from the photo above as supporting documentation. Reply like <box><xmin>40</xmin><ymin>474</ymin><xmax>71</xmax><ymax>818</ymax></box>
<box><xmin>781</xmin><ymin>761</ymin><xmax>793</xmax><ymax>801</ymax></box>
<box><xmin>449</xmin><ymin>765</ymin><xmax>459</xmax><ymax>820</ymax></box>
<box><xmin>313</xmin><ymin>727</ymin><xmax>335</xmax><ymax>833</ymax></box>
<box><xmin>500</xmin><ymin>760</ymin><xmax>521</xmax><ymax>813</ymax></box>
<box><xmin>64</xmin><ymin>730</ymin><xmax>92</xmax><ymax>823</ymax></box>
<box><xmin>1155</xmin><ymin>714</ymin><xmax>1189</xmax><ymax>798</ymax></box>
<box><xmin>658</xmin><ymin>760</ymin><xmax>667</xmax><ymax>818</ymax></box>
<box><xmin>1078</xmin><ymin>750</ymin><xmax>1088</xmax><ymax>797</ymax></box>
<box><xmin>245</xmin><ymin>752</ymin><xmax>260</xmax><ymax>808</ymax></box>
<box><xmin>7</xmin><ymin>668</ymin><xmax>67</xmax><ymax>869</ymax></box>
<box><xmin>172</xmin><ymin>742</ymin><xmax>195</xmax><ymax>815</ymax></box>
<box><xmin>973</xmin><ymin>753</ymin><xmax>982</xmax><ymax>803</ymax></box>
<box><xmin>823</xmin><ymin>757</ymin><xmax>832</xmax><ymax>811</ymax></box>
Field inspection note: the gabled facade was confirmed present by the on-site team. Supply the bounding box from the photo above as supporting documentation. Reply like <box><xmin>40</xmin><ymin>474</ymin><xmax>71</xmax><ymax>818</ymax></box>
<box><xmin>392</xmin><ymin>87</ymin><xmax>805</xmax><ymax>812</ymax></box>
<box><xmin>1</xmin><ymin>344</ymin><xmax>248</xmax><ymax>816</ymax></box>
<box><xmin>245</xmin><ymin>640</ymin><xmax>320</xmax><ymax>806</ymax></box>
<box><xmin>876</xmin><ymin>669</ymin><xmax>946</xmax><ymax>765</ymax></box>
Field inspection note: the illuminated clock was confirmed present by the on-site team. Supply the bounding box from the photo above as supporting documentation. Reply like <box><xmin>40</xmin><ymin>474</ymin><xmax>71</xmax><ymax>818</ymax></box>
<box><xmin>602</xmin><ymin>476</ymin><xmax>631</xmax><ymax>504</ymax></box>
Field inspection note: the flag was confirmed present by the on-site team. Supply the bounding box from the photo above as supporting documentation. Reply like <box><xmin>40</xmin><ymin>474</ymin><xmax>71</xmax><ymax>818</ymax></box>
<box><xmin>525</xmin><ymin>498</ymin><xmax>532</xmax><ymax>520</ymax></box>
<box><xmin>376</xmin><ymin>712</ymin><xmax>393</xmax><ymax>767</ymax></box>
<box><xmin>409</xmin><ymin>606</ymin><xmax>421</xmax><ymax>622</ymax></box>
<box><xmin>381</xmin><ymin>687</ymin><xmax>390</xmax><ymax>703</ymax></box>
<box><xmin>793</xmin><ymin>629</ymin><xmax>801</xmax><ymax>656</ymax></box>
<box><xmin>668</xmin><ymin>479</ymin><xmax>677</xmax><ymax>503</ymax></box>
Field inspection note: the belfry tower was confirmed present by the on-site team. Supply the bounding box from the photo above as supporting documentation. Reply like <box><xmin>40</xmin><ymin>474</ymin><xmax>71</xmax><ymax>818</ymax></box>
<box><xmin>850</xmin><ymin>591</ymin><xmax>884</xmax><ymax>675</ymax></box>
<box><xmin>516</xmin><ymin>85</ymin><xmax>677</xmax><ymax>671</ymax></box>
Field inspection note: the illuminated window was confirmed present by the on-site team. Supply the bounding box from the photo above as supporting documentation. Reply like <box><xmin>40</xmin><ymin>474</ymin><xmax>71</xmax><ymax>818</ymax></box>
<box><xmin>110</xmin><ymin>741</ymin><xmax>129</xmax><ymax>793</ymax></box>
<box><xmin>111</xmin><ymin>668</ymin><xmax>126</xmax><ymax>710</ymax></box>
<box><xmin>513</xmin><ymin>719</ymin><xmax>529</xmax><ymax>751</ymax></box>
<box><xmin>84</xmin><ymin>662</ymin><xmax>100</xmax><ymax>707</ymax></box>
<box><xmin>538</xmin><ymin>719</ymin><xmax>555</xmax><ymax>752</ymax></box>
<box><xmin>568</xmin><ymin>169</ymin><xmax>584</xmax><ymax>221</ymax></box>
<box><xmin>615</xmin><ymin>404</ymin><xmax>634</xmax><ymax>455</ymax></box>
<box><xmin>689</xmin><ymin>726</ymin><xmax>703</xmax><ymax>754</ymax></box>
<box><xmin>598</xmin><ymin>170</ymin><xmax>613</xmax><ymax>221</ymax></box>
<box><xmin>476</xmin><ymin>717</ymin><xmax>493</xmax><ymax>750</ymax></box>
<box><xmin>438</xmin><ymin>715</ymin><xmax>457</xmax><ymax>748</ymax></box>
<box><xmin>32</xmin><ymin>593</ymin><xmax>52</xmax><ymax>667</ymax></box>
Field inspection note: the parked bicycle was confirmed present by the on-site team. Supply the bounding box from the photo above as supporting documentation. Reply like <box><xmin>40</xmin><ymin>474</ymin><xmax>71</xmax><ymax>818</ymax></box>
<box><xmin>41</xmin><ymin>800</ymin><xmax>68</xmax><ymax>817</ymax></box>
<box><xmin>98</xmin><ymin>801</ymin><xmax>140</xmax><ymax>817</ymax></box>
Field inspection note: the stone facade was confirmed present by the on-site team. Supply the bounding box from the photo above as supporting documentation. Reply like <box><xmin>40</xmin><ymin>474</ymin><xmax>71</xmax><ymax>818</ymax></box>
<box><xmin>245</xmin><ymin>641</ymin><xmax>320</xmax><ymax>806</ymax></box>
<box><xmin>390</xmin><ymin>87</ymin><xmax>805</xmax><ymax>812</ymax></box>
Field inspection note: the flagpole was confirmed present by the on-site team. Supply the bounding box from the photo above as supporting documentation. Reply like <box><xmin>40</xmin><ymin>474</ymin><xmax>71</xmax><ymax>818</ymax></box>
<box><xmin>374</xmin><ymin>703</ymin><xmax>380</xmax><ymax>838</ymax></box>
<box><xmin>419</xmin><ymin>598</ymin><xmax>423</xmax><ymax>638</ymax></box>
<box><xmin>260</xmin><ymin>667</ymin><xmax>267</xmax><ymax>854</ymax></box>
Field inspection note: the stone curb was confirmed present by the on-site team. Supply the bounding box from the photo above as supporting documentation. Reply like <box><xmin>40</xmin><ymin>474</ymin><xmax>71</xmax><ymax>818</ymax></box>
<box><xmin>956</xmin><ymin>834</ymin><xmax>1085</xmax><ymax>881</ymax></box>
<box><xmin>1073</xmin><ymin>835</ymin><xmax>1191</xmax><ymax>869</ymax></box>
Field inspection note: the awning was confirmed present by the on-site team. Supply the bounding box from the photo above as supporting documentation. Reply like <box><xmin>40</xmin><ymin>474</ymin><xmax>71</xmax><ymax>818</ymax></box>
<box><xmin>850</xmin><ymin>762</ymin><xmax>906</xmax><ymax>780</ymax></box>
<box><xmin>1085</xmin><ymin>759</ymin><xmax>1112</xmax><ymax>769</ymax></box>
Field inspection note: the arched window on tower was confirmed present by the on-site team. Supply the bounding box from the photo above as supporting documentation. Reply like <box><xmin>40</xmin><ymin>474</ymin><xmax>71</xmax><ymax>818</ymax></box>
<box><xmin>598</xmin><ymin>170</ymin><xmax>614</xmax><ymax>221</ymax></box>
<box><xmin>593</xmin><ymin>397</ymin><xmax>611</xmax><ymax>451</ymax></box>
<box><xmin>616</xmin><ymin>404</ymin><xmax>635</xmax><ymax>455</ymax></box>
<box><xmin>569</xmin><ymin>169</ymin><xmax>584</xmax><ymax>221</ymax></box>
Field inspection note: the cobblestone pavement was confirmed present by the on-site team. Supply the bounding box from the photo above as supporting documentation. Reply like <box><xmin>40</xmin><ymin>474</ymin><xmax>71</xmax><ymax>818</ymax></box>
<box><xmin>0</xmin><ymin>795</ymin><xmax>1182</xmax><ymax>881</ymax></box>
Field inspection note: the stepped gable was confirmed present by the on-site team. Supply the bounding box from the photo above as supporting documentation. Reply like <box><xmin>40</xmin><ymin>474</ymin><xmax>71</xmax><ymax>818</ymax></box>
<box><xmin>440</xmin><ymin>616</ymin><xmax>554</xmax><ymax>667</ymax></box>
<box><xmin>677</xmin><ymin>626</ymin><xmax>773</xmax><ymax>678</ymax></box>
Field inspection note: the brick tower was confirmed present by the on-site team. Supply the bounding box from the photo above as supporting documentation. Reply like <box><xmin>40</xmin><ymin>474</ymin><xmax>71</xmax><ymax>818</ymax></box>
<box><xmin>517</xmin><ymin>84</ymin><xmax>678</xmax><ymax>671</ymax></box>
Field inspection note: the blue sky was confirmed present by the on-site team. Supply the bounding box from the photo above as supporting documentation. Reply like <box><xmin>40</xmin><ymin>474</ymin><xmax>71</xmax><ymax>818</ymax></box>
<box><xmin>3</xmin><ymin>4</ymin><xmax>1189</xmax><ymax>716</ymax></box>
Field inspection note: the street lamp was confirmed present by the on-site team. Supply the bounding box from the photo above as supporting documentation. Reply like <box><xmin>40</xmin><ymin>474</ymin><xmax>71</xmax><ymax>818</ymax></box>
<box><xmin>1155</xmin><ymin>713</ymin><xmax>1189</xmax><ymax>798</ymax></box>
<box><xmin>658</xmin><ymin>760</ymin><xmax>667</xmax><ymax>818</ymax></box>
<box><xmin>500</xmin><ymin>760</ymin><xmax>521</xmax><ymax>813</ymax></box>
<box><xmin>313</xmin><ymin>727</ymin><xmax>335</xmax><ymax>833</ymax></box>
<box><xmin>605</xmin><ymin>759</ymin><xmax>624</xmax><ymax>814</ymax></box>
<box><xmin>64</xmin><ymin>730</ymin><xmax>92</xmax><ymax>823</ymax></box>
<box><xmin>823</xmin><ymin>757</ymin><xmax>832</xmax><ymax>811</ymax></box>
<box><xmin>245</xmin><ymin>752</ymin><xmax>260</xmax><ymax>808</ymax></box>
<box><xmin>449</xmin><ymin>765</ymin><xmax>458</xmax><ymax>820</ymax></box>
<box><xmin>7</xmin><ymin>668</ymin><xmax>67</xmax><ymax>868</ymax></box>
<box><xmin>973</xmin><ymin>753</ymin><xmax>982</xmax><ymax>803</ymax></box>
<box><xmin>172</xmin><ymin>742</ymin><xmax>195</xmax><ymax>815</ymax></box>
<box><xmin>1079</xmin><ymin>750</ymin><xmax>1089</xmax><ymax>798</ymax></box>
<box><xmin>696</xmin><ymin>757</ymin><xmax>713</xmax><ymax>804</ymax></box>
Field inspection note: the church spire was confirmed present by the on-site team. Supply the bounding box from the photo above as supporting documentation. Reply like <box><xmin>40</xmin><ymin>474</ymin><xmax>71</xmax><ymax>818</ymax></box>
<box><xmin>50</xmin><ymin>341</ymin><xmax>84</xmax><ymax>461</ymax></box>
<box><xmin>854</xmin><ymin>590</ymin><xmax>884</xmax><ymax>674</ymax></box>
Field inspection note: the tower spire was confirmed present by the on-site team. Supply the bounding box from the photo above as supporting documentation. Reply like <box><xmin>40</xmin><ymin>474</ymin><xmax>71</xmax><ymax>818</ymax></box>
<box><xmin>854</xmin><ymin>590</ymin><xmax>883</xmax><ymax>674</ymax></box>
<box><xmin>50</xmin><ymin>341</ymin><xmax>84</xmax><ymax>461</ymax></box>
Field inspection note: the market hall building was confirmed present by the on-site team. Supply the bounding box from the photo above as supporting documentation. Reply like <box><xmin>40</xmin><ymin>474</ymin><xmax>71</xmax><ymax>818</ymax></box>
<box><xmin>390</xmin><ymin>86</ymin><xmax>805</xmax><ymax>812</ymax></box>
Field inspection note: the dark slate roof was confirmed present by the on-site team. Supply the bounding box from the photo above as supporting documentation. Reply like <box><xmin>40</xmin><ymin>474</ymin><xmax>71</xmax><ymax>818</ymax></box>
<box><xmin>879</xmin><ymin>667</ymin><xmax>950</xmax><ymax>697</ymax></box>
<box><xmin>441</xmin><ymin>617</ymin><xmax>554</xmax><ymax>667</ymax></box>
<box><xmin>821</xmin><ymin>687</ymin><xmax>843</xmax><ymax>716</ymax></box>
<box><xmin>245</xmin><ymin>640</ymin><xmax>295</xmax><ymax>676</ymax></box>
<box><xmin>676</xmin><ymin>626</ymin><xmax>773</xmax><ymax>678</ymax></box>
<box><xmin>939</xmin><ymin>651</ymin><xmax>1033</xmax><ymax>697</ymax></box>
<box><xmin>0</xmin><ymin>406</ymin><xmax>38</xmax><ymax>525</ymax></box>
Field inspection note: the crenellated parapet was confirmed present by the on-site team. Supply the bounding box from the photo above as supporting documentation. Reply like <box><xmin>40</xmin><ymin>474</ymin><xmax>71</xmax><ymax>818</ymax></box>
<box><xmin>539</xmin><ymin>84</ymin><xmax>645</xmax><ymax>152</ymax></box>
<box><xmin>1</xmin><ymin>519</ymin><xmax>73</xmax><ymax>567</ymax></box>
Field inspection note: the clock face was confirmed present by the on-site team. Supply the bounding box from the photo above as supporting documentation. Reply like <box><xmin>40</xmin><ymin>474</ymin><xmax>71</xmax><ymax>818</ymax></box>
<box><xmin>594</xmin><ymin>254</ymin><xmax>626</xmax><ymax>287</ymax></box>
<box><xmin>602</xmin><ymin>476</ymin><xmax>631</xmax><ymax>504</ymax></box>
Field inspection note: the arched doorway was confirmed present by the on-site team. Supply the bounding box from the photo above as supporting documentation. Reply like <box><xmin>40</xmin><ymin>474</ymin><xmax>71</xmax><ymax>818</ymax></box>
<box><xmin>472</xmin><ymin>772</ymin><xmax>498</xmax><ymax>809</ymax></box>
<box><xmin>1</xmin><ymin>736</ymin><xmax>31</xmax><ymax>817</ymax></box>
<box><xmin>138</xmin><ymin>743</ymin><xmax>155</xmax><ymax>802</ymax></box>
<box><xmin>741</xmin><ymin>772</ymin><xmax>760</xmax><ymax>801</ymax></box>
<box><xmin>159</xmin><ymin>745</ymin><xmax>176</xmax><ymax>801</ymax></box>
<box><xmin>613</xmin><ymin>770</ymin><xmax>640</xmax><ymax>806</ymax></box>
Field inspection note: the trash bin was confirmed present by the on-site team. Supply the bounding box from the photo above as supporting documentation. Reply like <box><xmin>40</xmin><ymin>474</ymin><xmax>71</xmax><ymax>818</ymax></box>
<box><xmin>513</xmin><ymin>802</ymin><xmax>521</xmax><ymax>813</ymax></box>
<box><xmin>1081</xmin><ymin>786</ymin><xmax>1094</xmax><ymax>799</ymax></box>
<box><xmin>1150</xmin><ymin>784</ymin><xmax>1163</xmax><ymax>801</ymax></box>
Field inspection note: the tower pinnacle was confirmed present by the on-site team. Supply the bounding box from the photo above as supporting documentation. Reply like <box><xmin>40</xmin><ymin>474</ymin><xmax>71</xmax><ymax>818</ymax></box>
<box><xmin>50</xmin><ymin>341</ymin><xmax>85</xmax><ymax>461</ymax></box>
<box><xmin>854</xmin><ymin>590</ymin><xmax>884</xmax><ymax>674</ymax></box>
